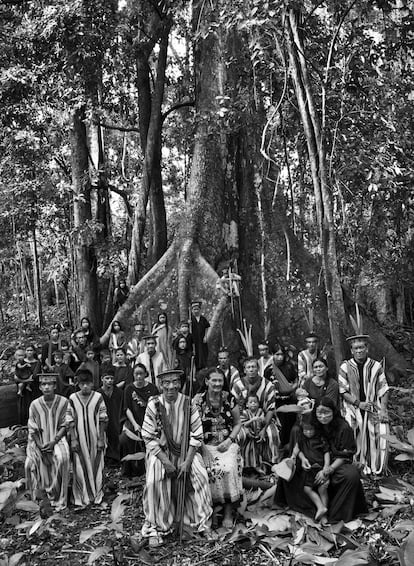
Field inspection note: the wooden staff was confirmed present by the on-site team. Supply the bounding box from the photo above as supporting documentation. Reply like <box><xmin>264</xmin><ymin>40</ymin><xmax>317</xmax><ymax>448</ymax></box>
<box><xmin>176</xmin><ymin>353</ymin><xmax>195</xmax><ymax>543</ymax></box>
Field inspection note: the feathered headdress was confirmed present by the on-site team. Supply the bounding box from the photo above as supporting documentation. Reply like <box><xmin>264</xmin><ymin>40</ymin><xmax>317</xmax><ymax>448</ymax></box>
<box><xmin>303</xmin><ymin>307</ymin><xmax>318</xmax><ymax>339</ymax></box>
<box><xmin>347</xmin><ymin>303</ymin><xmax>369</xmax><ymax>342</ymax></box>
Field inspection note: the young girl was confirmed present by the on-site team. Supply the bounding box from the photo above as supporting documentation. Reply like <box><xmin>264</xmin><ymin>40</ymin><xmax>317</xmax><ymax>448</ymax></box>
<box><xmin>113</xmin><ymin>348</ymin><xmax>133</xmax><ymax>390</ymax></box>
<box><xmin>294</xmin><ymin>417</ymin><xmax>330</xmax><ymax>523</ymax></box>
<box><xmin>51</xmin><ymin>350</ymin><xmax>75</xmax><ymax>398</ymax></box>
<box><xmin>240</xmin><ymin>394</ymin><xmax>266</xmax><ymax>475</ymax></box>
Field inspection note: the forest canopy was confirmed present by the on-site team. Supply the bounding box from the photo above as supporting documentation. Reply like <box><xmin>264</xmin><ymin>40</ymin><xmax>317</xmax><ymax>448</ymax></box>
<box><xmin>1</xmin><ymin>0</ymin><xmax>413</xmax><ymax>369</ymax></box>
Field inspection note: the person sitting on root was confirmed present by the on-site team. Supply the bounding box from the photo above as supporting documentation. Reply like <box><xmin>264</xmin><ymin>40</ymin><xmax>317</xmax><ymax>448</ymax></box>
<box><xmin>141</xmin><ymin>369</ymin><xmax>213</xmax><ymax>548</ymax></box>
<box><xmin>292</xmin><ymin>415</ymin><xmax>330</xmax><ymax>524</ymax></box>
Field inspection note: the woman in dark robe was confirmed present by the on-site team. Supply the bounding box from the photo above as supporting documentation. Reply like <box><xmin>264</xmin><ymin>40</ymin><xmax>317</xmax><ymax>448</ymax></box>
<box><xmin>275</xmin><ymin>396</ymin><xmax>368</xmax><ymax>523</ymax></box>
<box><xmin>98</xmin><ymin>370</ymin><xmax>123</xmax><ymax>465</ymax></box>
<box><xmin>264</xmin><ymin>342</ymin><xmax>298</xmax><ymax>449</ymax></box>
<box><xmin>24</xmin><ymin>344</ymin><xmax>42</xmax><ymax>400</ymax></box>
<box><xmin>120</xmin><ymin>363</ymin><xmax>158</xmax><ymax>477</ymax></box>
<box><xmin>41</xmin><ymin>324</ymin><xmax>63</xmax><ymax>370</ymax></box>
<box><xmin>303</xmin><ymin>357</ymin><xmax>339</xmax><ymax>408</ymax></box>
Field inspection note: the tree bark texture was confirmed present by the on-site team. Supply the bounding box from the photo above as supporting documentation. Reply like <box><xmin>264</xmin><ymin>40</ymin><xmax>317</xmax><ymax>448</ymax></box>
<box><xmin>71</xmin><ymin>106</ymin><xmax>101</xmax><ymax>329</ymax></box>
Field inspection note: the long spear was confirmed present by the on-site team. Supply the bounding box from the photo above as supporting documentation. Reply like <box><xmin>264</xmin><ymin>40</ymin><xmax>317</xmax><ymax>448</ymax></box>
<box><xmin>176</xmin><ymin>305</ymin><xmax>196</xmax><ymax>543</ymax></box>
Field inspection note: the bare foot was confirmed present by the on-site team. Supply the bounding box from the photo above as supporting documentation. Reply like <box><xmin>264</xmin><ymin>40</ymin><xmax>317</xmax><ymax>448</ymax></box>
<box><xmin>315</xmin><ymin>506</ymin><xmax>328</xmax><ymax>521</ymax></box>
<box><xmin>222</xmin><ymin>516</ymin><xmax>233</xmax><ymax>529</ymax></box>
<box><xmin>320</xmin><ymin>515</ymin><xmax>328</xmax><ymax>525</ymax></box>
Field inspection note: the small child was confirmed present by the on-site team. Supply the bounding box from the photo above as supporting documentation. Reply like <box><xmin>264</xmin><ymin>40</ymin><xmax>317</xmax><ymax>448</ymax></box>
<box><xmin>296</xmin><ymin>388</ymin><xmax>315</xmax><ymax>414</ymax></box>
<box><xmin>241</xmin><ymin>394</ymin><xmax>266</xmax><ymax>475</ymax></box>
<box><xmin>14</xmin><ymin>348</ymin><xmax>33</xmax><ymax>396</ymax></box>
<box><xmin>294</xmin><ymin>419</ymin><xmax>330</xmax><ymax>523</ymax></box>
<box><xmin>78</xmin><ymin>346</ymin><xmax>100</xmax><ymax>390</ymax></box>
<box><xmin>51</xmin><ymin>350</ymin><xmax>75</xmax><ymax>398</ymax></box>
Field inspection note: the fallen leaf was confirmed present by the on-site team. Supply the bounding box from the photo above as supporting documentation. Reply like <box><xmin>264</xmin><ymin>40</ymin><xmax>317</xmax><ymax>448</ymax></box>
<box><xmin>111</xmin><ymin>493</ymin><xmax>130</xmax><ymax>523</ymax></box>
<box><xmin>121</xmin><ymin>452</ymin><xmax>145</xmax><ymax>462</ymax></box>
<box><xmin>79</xmin><ymin>526</ymin><xmax>106</xmax><ymax>544</ymax></box>
<box><xmin>15</xmin><ymin>499</ymin><xmax>39</xmax><ymax>513</ymax></box>
<box><xmin>334</xmin><ymin>549</ymin><xmax>369</xmax><ymax>565</ymax></box>
<box><xmin>343</xmin><ymin>519</ymin><xmax>362</xmax><ymax>531</ymax></box>
<box><xmin>9</xmin><ymin>552</ymin><xmax>25</xmax><ymax>566</ymax></box>
<box><xmin>87</xmin><ymin>546</ymin><xmax>111</xmax><ymax>564</ymax></box>
<box><xmin>403</xmin><ymin>530</ymin><xmax>414</xmax><ymax>566</ymax></box>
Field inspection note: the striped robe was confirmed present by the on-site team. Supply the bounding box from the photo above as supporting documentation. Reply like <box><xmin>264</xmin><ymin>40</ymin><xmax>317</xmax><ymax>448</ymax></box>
<box><xmin>232</xmin><ymin>376</ymin><xmax>280</xmax><ymax>467</ymax></box>
<box><xmin>338</xmin><ymin>357</ymin><xmax>389</xmax><ymax>475</ymax></box>
<box><xmin>25</xmin><ymin>395</ymin><xmax>70</xmax><ymax>511</ymax></box>
<box><xmin>298</xmin><ymin>349</ymin><xmax>318</xmax><ymax>387</ymax></box>
<box><xmin>141</xmin><ymin>393</ymin><xmax>212</xmax><ymax>538</ymax></box>
<box><xmin>66</xmin><ymin>391</ymin><xmax>108</xmax><ymax>506</ymax></box>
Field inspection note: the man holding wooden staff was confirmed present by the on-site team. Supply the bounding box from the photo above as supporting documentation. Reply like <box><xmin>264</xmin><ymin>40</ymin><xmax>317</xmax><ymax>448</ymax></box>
<box><xmin>140</xmin><ymin>369</ymin><xmax>212</xmax><ymax>548</ymax></box>
<box><xmin>338</xmin><ymin>306</ymin><xmax>389</xmax><ymax>475</ymax></box>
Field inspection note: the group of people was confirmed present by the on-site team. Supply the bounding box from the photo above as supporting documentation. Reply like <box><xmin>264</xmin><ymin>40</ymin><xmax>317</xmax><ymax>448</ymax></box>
<box><xmin>15</xmin><ymin>303</ymin><xmax>390</xmax><ymax>547</ymax></box>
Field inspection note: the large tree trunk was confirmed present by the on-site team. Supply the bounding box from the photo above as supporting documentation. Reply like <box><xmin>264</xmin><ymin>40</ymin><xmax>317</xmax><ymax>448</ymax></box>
<box><xmin>285</xmin><ymin>8</ymin><xmax>347</xmax><ymax>368</ymax></box>
<box><xmin>71</xmin><ymin>106</ymin><xmax>101</xmax><ymax>329</ymax></box>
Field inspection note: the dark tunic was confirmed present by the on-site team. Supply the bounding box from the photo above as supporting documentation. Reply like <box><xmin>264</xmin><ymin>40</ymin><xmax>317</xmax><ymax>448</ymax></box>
<box><xmin>120</xmin><ymin>382</ymin><xmax>158</xmax><ymax>476</ymax></box>
<box><xmin>98</xmin><ymin>386</ymin><xmax>123</xmax><ymax>462</ymax></box>
<box><xmin>191</xmin><ymin>315</ymin><xmax>210</xmax><ymax>369</ymax></box>
<box><xmin>114</xmin><ymin>364</ymin><xmax>134</xmax><ymax>390</ymax></box>
<box><xmin>15</xmin><ymin>362</ymin><xmax>35</xmax><ymax>425</ymax></box>
<box><xmin>303</xmin><ymin>377</ymin><xmax>340</xmax><ymax>408</ymax></box>
<box><xmin>275</xmin><ymin>418</ymin><xmax>368</xmax><ymax>522</ymax></box>
<box><xmin>53</xmin><ymin>363</ymin><xmax>76</xmax><ymax>398</ymax></box>
<box><xmin>298</xmin><ymin>433</ymin><xmax>329</xmax><ymax>487</ymax></box>
<box><xmin>41</xmin><ymin>340</ymin><xmax>61</xmax><ymax>368</ymax></box>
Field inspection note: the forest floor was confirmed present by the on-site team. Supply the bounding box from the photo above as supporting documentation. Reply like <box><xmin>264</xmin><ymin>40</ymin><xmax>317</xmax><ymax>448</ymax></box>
<box><xmin>1</xmin><ymin>312</ymin><xmax>414</xmax><ymax>566</ymax></box>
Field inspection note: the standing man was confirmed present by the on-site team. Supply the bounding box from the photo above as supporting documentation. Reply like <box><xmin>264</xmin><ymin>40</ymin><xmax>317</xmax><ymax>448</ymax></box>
<box><xmin>257</xmin><ymin>340</ymin><xmax>273</xmax><ymax>377</ymax></box>
<box><xmin>232</xmin><ymin>357</ymin><xmax>280</xmax><ymax>472</ymax></box>
<box><xmin>217</xmin><ymin>347</ymin><xmax>240</xmax><ymax>392</ymax></box>
<box><xmin>127</xmin><ymin>322</ymin><xmax>146</xmax><ymax>366</ymax></box>
<box><xmin>298</xmin><ymin>332</ymin><xmax>322</xmax><ymax>387</ymax></box>
<box><xmin>25</xmin><ymin>374</ymin><xmax>70</xmax><ymax>512</ymax></box>
<box><xmin>141</xmin><ymin>369</ymin><xmax>212</xmax><ymax>547</ymax></box>
<box><xmin>191</xmin><ymin>300</ymin><xmax>210</xmax><ymax>369</ymax></box>
<box><xmin>66</xmin><ymin>370</ymin><xmax>108</xmax><ymax>507</ymax></box>
<box><xmin>136</xmin><ymin>335</ymin><xmax>167</xmax><ymax>388</ymax></box>
<box><xmin>338</xmin><ymin>331</ymin><xmax>389</xmax><ymax>475</ymax></box>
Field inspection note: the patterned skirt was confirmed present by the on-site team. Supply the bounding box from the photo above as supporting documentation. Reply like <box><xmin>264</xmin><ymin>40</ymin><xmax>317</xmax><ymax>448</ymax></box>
<box><xmin>203</xmin><ymin>442</ymin><xmax>243</xmax><ymax>504</ymax></box>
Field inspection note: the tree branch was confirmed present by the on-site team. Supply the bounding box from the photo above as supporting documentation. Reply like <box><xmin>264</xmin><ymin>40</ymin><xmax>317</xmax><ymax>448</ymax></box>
<box><xmin>99</xmin><ymin>122</ymin><xmax>140</xmax><ymax>133</ymax></box>
<box><xmin>161</xmin><ymin>100</ymin><xmax>195</xmax><ymax>123</ymax></box>
<box><xmin>108</xmin><ymin>184</ymin><xmax>133</xmax><ymax>219</ymax></box>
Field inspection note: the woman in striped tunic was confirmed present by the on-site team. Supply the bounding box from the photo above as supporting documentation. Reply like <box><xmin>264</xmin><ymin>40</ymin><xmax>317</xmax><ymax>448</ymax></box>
<box><xmin>25</xmin><ymin>374</ymin><xmax>70</xmax><ymax>511</ymax></box>
<box><xmin>66</xmin><ymin>370</ymin><xmax>108</xmax><ymax>507</ymax></box>
<box><xmin>141</xmin><ymin>369</ymin><xmax>212</xmax><ymax>547</ymax></box>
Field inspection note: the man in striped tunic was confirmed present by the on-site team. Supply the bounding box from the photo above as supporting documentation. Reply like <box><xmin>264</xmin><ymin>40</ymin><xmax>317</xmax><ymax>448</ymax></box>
<box><xmin>141</xmin><ymin>369</ymin><xmax>212</xmax><ymax>547</ymax></box>
<box><xmin>25</xmin><ymin>374</ymin><xmax>70</xmax><ymax>511</ymax></box>
<box><xmin>338</xmin><ymin>337</ymin><xmax>389</xmax><ymax>475</ymax></box>
<box><xmin>66</xmin><ymin>369</ymin><xmax>108</xmax><ymax>507</ymax></box>
<box><xmin>232</xmin><ymin>357</ymin><xmax>280</xmax><ymax>472</ymax></box>
<box><xmin>298</xmin><ymin>332</ymin><xmax>321</xmax><ymax>387</ymax></box>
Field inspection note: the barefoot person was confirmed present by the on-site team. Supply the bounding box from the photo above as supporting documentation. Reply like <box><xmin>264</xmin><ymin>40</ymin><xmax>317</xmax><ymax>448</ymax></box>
<box><xmin>338</xmin><ymin>320</ymin><xmax>389</xmax><ymax>475</ymax></box>
<box><xmin>294</xmin><ymin>418</ymin><xmax>330</xmax><ymax>523</ymax></box>
<box><xmin>25</xmin><ymin>374</ymin><xmax>70</xmax><ymax>511</ymax></box>
<box><xmin>141</xmin><ymin>369</ymin><xmax>213</xmax><ymax>547</ymax></box>
<box><xmin>194</xmin><ymin>368</ymin><xmax>243</xmax><ymax>528</ymax></box>
<box><xmin>66</xmin><ymin>369</ymin><xmax>108</xmax><ymax>508</ymax></box>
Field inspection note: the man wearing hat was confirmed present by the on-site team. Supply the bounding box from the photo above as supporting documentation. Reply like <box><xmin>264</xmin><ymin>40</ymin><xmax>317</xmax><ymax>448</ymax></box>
<box><xmin>191</xmin><ymin>301</ymin><xmax>210</xmax><ymax>369</ymax></box>
<box><xmin>136</xmin><ymin>334</ymin><xmax>167</xmax><ymax>388</ymax></box>
<box><xmin>25</xmin><ymin>374</ymin><xmax>70</xmax><ymax>511</ymax></box>
<box><xmin>338</xmin><ymin>307</ymin><xmax>389</xmax><ymax>475</ymax></box>
<box><xmin>141</xmin><ymin>369</ymin><xmax>212</xmax><ymax>547</ymax></box>
<box><xmin>298</xmin><ymin>332</ymin><xmax>323</xmax><ymax>387</ymax></box>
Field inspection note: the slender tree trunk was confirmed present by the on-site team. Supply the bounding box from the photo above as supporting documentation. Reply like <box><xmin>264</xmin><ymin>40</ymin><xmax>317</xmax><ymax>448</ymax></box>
<box><xmin>31</xmin><ymin>228</ymin><xmax>43</xmax><ymax>327</ymax></box>
<box><xmin>128</xmin><ymin>22</ymin><xmax>171</xmax><ymax>285</ymax></box>
<box><xmin>285</xmin><ymin>9</ymin><xmax>347</xmax><ymax>367</ymax></box>
<box><xmin>71</xmin><ymin>106</ymin><xmax>101</xmax><ymax>329</ymax></box>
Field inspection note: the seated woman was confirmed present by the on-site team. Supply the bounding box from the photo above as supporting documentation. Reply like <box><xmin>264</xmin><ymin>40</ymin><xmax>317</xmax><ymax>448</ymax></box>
<box><xmin>275</xmin><ymin>396</ymin><xmax>368</xmax><ymax>523</ymax></box>
<box><xmin>193</xmin><ymin>367</ymin><xmax>243</xmax><ymax>529</ymax></box>
<box><xmin>120</xmin><ymin>363</ymin><xmax>158</xmax><ymax>477</ymax></box>
<box><xmin>264</xmin><ymin>343</ymin><xmax>298</xmax><ymax>449</ymax></box>
<box><xmin>303</xmin><ymin>357</ymin><xmax>339</xmax><ymax>408</ymax></box>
